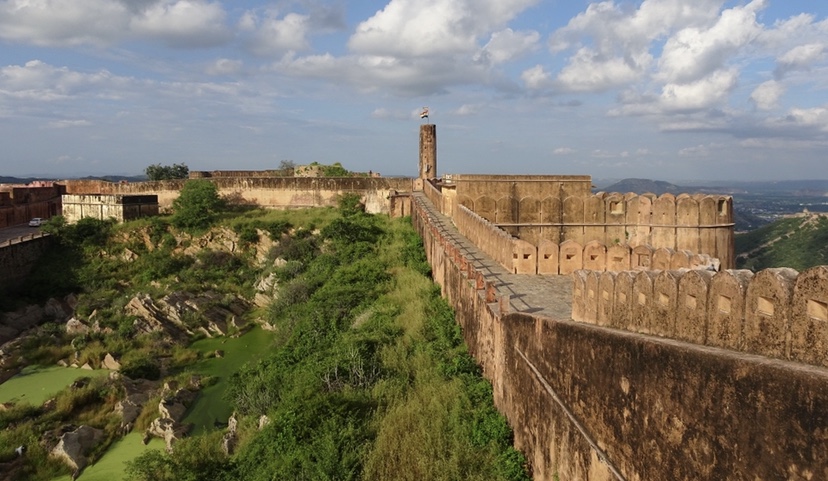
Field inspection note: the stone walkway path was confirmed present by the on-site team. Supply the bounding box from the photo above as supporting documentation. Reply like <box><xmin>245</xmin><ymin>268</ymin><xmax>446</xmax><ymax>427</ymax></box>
<box><xmin>414</xmin><ymin>193</ymin><xmax>573</xmax><ymax>320</ymax></box>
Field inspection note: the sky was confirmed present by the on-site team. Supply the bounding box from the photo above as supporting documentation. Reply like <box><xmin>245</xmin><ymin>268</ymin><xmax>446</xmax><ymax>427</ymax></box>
<box><xmin>0</xmin><ymin>0</ymin><xmax>826</xmax><ymax>181</ymax></box>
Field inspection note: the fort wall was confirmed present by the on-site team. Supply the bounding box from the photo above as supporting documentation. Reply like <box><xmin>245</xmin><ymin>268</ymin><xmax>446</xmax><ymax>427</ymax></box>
<box><xmin>411</xmin><ymin>191</ymin><xmax>828</xmax><ymax>481</ymax></box>
<box><xmin>454</xmin><ymin>189</ymin><xmax>734</xmax><ymax>268</ymax></box>
<box><xmin>0</xmin><ymin>234</ymin><xmax>52</xmax><ymax>289</ymax></box>
<box><xmin>425</xmin><ymin>180</ymin><xmax>725</xmax><ymax>275</ymax></box>
<box><xmin>571</xmin><ymin>265</ymin><xmax>828</xmax><ymax>368</ymax></box>
<box><xmin>60</xmin><ymin>177</ymin><xmax>413</xmax><ymax>215</ymax></box>
<box><xmin>62</xmin><ymin>194</ymin><xmax>159</xmax><ymax>224</ymax></box>
<box><xmin>0</xmin><ymin>185</ymin><xmax>62</xmax><ymax>228</ymax></box>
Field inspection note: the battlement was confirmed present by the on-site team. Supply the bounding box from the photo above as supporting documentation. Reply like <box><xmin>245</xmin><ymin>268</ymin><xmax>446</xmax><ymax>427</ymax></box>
<box><xmin>572</xmin><ymin>266</ymin><xmax>828</xmax><ymax>368</ymax></box>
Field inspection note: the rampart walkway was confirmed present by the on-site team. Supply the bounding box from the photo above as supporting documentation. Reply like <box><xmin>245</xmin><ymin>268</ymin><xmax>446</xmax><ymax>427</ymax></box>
<box><xmin>413</xmin><ymin>192</ymin><xmax>572</xmax><ymax>320</ymax></box>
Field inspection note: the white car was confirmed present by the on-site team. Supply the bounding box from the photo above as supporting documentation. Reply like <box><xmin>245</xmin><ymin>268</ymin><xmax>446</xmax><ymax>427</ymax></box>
<box><xmin>28</xmin><ymin>217</ymin><xmax>42</xmax><ymax>227</ymax></box>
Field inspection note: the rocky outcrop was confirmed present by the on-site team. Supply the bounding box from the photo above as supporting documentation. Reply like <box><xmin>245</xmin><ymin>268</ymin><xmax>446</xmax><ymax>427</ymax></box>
<box><xmin>101</xmin><ymin>353</ymin><xmax>121</xmax><ymax>371</ymax></box>
<box><xmin>50</xmin><ymin>425</ymin><xmax>104</xmax><ymax>479</ymax></box>
<box><xmin>143</xmin><ymin>417</ymin><xmax>190</xmax><ymax>453</ymax></box>
<box><xmin>65</xmin><ymin>318</ymin><xmax>89</xmax><ymax>336</ymax></box>
<box><xmin>126</xmin><ymin>291</ymin><xmax>249</xmax><ymax>340</ymax></box>
<box><xmin>142</xmin><ymin>380</ymin><xmax>199</xmax><ymax>451</ymax></box>
<box><xmin>221</xmin><ymin>412</ymin><xmax>238</xmax><ymax>455</ymax></box>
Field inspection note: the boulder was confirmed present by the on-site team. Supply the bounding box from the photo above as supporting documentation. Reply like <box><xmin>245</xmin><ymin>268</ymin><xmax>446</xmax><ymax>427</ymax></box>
<box><xmin>65</xmin><ymin>318</ymin><xmax>89</xmax><ymax>336</ymax></box>
<box><xmin>50</xmin><ymin>425</ymin><xmax>104</xmax><ymax>478</ymax></box>
<box><xmin>102</xmin><ymin>353</ymin><xmax>121</xmax><ymax>371</ymax></box>
<box><xmin>114</xmin><ymin>392</ymin><xmax>148</xmax><ymax>435</ymax></box>
<box><xmin>44</xmin><ymin>297</ymin><xmax>72</xmax><ymax>321</ymax></box>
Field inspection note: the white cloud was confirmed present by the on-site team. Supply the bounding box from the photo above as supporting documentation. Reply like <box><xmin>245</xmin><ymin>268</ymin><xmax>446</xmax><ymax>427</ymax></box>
<box><xmin>553</xmin><ymin>147</ymin><xmax>575</xmax><ymax>155</ymax></box>
<box><xmin>205</xmin><ymin>58</ymin><xmax>243</xmax><ymax>76</ymax></box>
<box><xmin>0</xmin><ymin>0</ymin><xmax>230</xmax><ymax>48</ymax></box>
<box><xmin>521</xmin><ymin>65</ymin><xmax>551</xmax><ymax>89</ymax></box>
<box><xmin>348</xmin><ymin>0</ymin><xmax>538</xmax><ymax>58</ymax></box>
<box><xmin>0</xmin><ymin>0</ymin><xmax>129</xmax><ymax>46</ymax></box>
<box><xmin>477</xmin><ymin>28</ymin><xmax>540</xmax><ymax>65</ymax></box>
<box><xmin>785</xmin><ymin>106</ymin><xmax>828</xmax><ymax>132</ymax></box>
<box><xmin>750</xmin><ymin>80</ymin><xmax>785</xmax><ymax>110</ymax></box>
<box><xmin>678</xmin><ymin>144</ymin><xmax>711</xmax><ymax>156</ymax></box>
<box><xmin>47</xmin><ymin>119</ymin><xmax>92</xmax><ymax>129</ymax></box>
<box><xmin>130</xmin><ymin>1</ymin><xmax>230</xmax><ymax>48</ymax></box>
<box><xmin>548</xmin><ymin>0</ymin><xmax>726</xmax><ymax>93</ymax></box>
<box><xmin>775</xmin><ymin>43</ymin><xmax>826</xmax><ymax>77</ymax></box>
<box><xmin>657</xmin><ymin>0</ymin><xmax>766</xmax><ymax>84</ymax></box>
<box><xmin>453</xmin><ymin>104</ymin><xmax>479</xmax><ymax>116</ymax></box>
<box><xmin>246</xmin><ymin>12</ymin><xmax>312</xmax><ymax>56</ymax></box>
<box><xmin>660</xmin><ymin>68</ymin><xmax>738</xmax><ymax>111</ymax></box>
<box><xmin>556</xmin><ymin>47</ymin><xmax>648</xmax><ymax>92</ymax></box>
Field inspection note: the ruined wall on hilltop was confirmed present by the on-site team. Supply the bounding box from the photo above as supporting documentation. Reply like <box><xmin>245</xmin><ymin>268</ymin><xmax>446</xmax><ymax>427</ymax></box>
<box><xmin>411</xmin><ymin>191</ymin><xmax>828</xmax><ymax>481</ymax></box>
<box><xmin>60</xmin><ymin>177</ymin><xmax>413</xmax><ymax>215</ymax></box>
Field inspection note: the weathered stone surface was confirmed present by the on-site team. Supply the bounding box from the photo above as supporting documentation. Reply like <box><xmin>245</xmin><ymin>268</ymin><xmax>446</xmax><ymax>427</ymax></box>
<box><xmin>65</xmin><ymin>318</ymin><xmax>89</xmax><ymax>336</ymax></box>
<box><xmin>102</xmin><ymin>353</ymin><xmax>121</xmax><ymax>371</ymax></box>
<box><xmin>2</xmin><ymin>305</ymin><xmax>43</xmax><ymax>332</ymax></box>
<box><xmin>50</xmin><ymin>425</ymin><xmax>104</xmax><ymax>477</ymax></box>
<box><xmin>144</xmin><ymin>417</ymin><xmax>190</xmax><ymax>452</ymax></box>
<box><xmin>790</xmin><ymin>266</ymin><xmax>828</xmax><ymax>367</ymax></box>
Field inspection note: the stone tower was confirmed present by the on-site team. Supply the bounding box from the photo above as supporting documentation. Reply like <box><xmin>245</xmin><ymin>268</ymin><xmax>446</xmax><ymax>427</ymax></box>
<box><xmin>419</xmin><ymin>124</ymin><xmax>436</xmax><ymax>180</ymax></box>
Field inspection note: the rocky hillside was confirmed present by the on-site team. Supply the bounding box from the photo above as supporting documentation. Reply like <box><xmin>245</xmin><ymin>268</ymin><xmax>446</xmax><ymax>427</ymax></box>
<box><xmin>735</xmin><ymin>213</ymin><xmax>828</xmax><ymax>271</ymax></box>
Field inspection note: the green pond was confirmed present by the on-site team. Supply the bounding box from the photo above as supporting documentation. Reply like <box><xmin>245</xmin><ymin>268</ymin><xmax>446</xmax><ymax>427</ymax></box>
<box><xmin>0</xmin><ymin>365</ymin><xmax>110</xmax><ymax>406</ymax></box>
<box><xmin>183</xmin><ymin>326</ymin><xmax>274</xmax><ymax>434</ymax></box>
<box><xmin>0</xmin><ymin>327</ymin><xmax>276</xmax><ymax>481</ymax></box>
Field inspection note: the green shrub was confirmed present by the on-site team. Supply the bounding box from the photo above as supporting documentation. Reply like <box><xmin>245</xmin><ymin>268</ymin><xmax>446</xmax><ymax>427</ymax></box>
<box><xmin>120</xmin><ymin>351</ymin><xmax>161</xmax><ymax>380</ymax></box>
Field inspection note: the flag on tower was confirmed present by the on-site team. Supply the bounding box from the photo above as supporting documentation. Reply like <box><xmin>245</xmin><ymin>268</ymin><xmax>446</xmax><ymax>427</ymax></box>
<box><xmin>420</xmin><ymin>107</ymin><xmax>429</xmax><ymax>119</ymax></box>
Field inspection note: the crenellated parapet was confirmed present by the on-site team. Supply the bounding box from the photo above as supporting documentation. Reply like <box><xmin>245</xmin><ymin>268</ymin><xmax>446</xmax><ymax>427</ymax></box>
<box><xmin>572</xmin><ymin>265</ymin><xmax>828</xmax><ymax>368</ymax></box>
<box><xmin>456</xmin><ymin>191</ymin><xmax>734</xmax><ymax>268</ymax></box>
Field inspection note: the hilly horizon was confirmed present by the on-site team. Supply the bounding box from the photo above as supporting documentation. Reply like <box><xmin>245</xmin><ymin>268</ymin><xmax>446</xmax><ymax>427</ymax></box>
<box><xmin>736</xmin><ymin>213</ymin><xmax>828</xmax><ymax>271</ymax></box>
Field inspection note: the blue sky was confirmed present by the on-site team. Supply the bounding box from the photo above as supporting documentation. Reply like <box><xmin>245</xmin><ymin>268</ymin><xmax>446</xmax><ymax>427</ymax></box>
<box><xmin>0</xmin><ymin>0</ymin><xmax>826</xmax><ymax>181</ymax></box>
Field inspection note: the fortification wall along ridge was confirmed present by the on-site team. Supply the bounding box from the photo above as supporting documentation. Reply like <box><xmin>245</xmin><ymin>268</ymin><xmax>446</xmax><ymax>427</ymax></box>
<box><xmin>454</xmin><ymin>189</ymin><xmax>734</xmax><ymax>268</ymax></box>
<box><xmin>572</xmin><ymin>265</ymin><xmax>828</xmax><ymax>368</ymax></box>
<box><xmin>411</xmin><ymin>191</ymin><xmax>828</xmax><ymax>481</ymax></box>
<box><xmin>443</xmin><ymin>183</ymin><xmax>722</xmax><ymax>276</ymax></box>
<box><xmin>61</xmin><ymin>177</ymin><xmax>413</xmax><ymax>215</ymax></box>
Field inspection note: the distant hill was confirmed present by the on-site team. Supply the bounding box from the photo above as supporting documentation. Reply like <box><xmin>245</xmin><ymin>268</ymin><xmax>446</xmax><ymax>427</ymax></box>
<box><xmin>735</xmin><ymin>213</ymin><xmax>828</xmax><ymax>271</ymax></box>
<box><xmin>599</xmin><ymin>178</ymin><xmax>684</xmax><ymax>195</ymax></box>
<box><xmin>0</xmin><ymin>174</ymin><xmax>147</xmax><ymax>184</ymax></box>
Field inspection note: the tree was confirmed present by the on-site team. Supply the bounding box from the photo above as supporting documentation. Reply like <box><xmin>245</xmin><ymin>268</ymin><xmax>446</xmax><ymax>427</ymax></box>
<box><xmin>171</xmin><ymin>180</ymin><xmax>225</xmax><ymax>231</ymax></box>
<box><xmin>276</xmin><ymin>160</ymin><xmax>295</xmax><ymax>176</ymax></box>
<box><xmin>146</xmin><ymin>163</ymin><xmax>189</xmax><ymax>181</ymax></box>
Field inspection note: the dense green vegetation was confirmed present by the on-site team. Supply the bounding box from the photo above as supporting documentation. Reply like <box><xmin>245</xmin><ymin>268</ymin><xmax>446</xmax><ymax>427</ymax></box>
<box><xmin>144</xmin><ymin>163</ymin><xmax>189</xmax><ymax>181</ymax></box>
<box><xmin>735</xmin><ymin>214</ymin><xmax>828</xmax><ymax>271</ymax></box>
<box><xmin>125</xmin><ymin>201</ymin><xmax>529</xmax><ymax>480</ymax></box>
<box><xmin>2</xmin><ymin>195</ymin><xmax>528</xmax><ymax>480</ymax></box>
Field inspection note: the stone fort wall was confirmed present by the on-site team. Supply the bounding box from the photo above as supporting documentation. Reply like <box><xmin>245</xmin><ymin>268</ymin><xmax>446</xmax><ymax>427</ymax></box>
<box><xmin>61</xmin><ymin>176</ymin><xmax>413</xmax><ymax>216</ymax></box>
<box><xmin>0</xmin><ymin>234</ymin><xmax>52</xmax><ymax>289</ymax></box>
<box><xmin>572</xmin><ymin>265</ymin><xmax>828</xmax><ymax>368</ymax></box>
<box><xmin>411</xmin><ymin>191</ymin><xmax>828</xmax><ymax>481</ymax></box>
<box><xmin>429</xmin><ymin>179</ymin><xmax>729</xmax><ymax>275</ymax></box>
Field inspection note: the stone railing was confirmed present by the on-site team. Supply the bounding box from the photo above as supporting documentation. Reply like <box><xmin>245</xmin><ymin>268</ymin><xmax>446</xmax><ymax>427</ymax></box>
<box><xmin>572</xmin><ymin>266</ymin><xmax>828</xmax><ymax>368</ymax></box>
